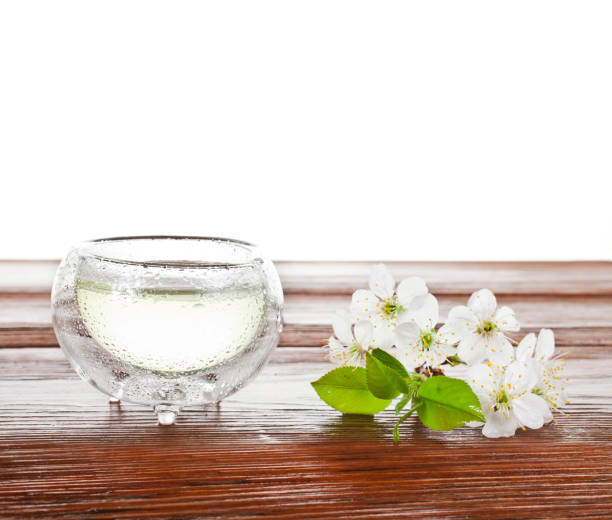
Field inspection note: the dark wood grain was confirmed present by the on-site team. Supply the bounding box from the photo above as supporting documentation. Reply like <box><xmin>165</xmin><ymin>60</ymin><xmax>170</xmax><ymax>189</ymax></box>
<box><xmin>3</xmin><ymin>260</ymin><xmax>612</xmax><ymax>296</ymax></box>
<box><xmin>1</xmin><ymin>347</ymin><xmax>611</xmax><ymax>519</ymax></box>
<box><xmin>276</xmin><ymin>260</ymin><xmax>612</xmax><ymax>296</ymax></box>
<box><xmin>3</xmin><ymin>292</ymin><xmax>612</xmax><ymax>348</ymax></box>
<box><xmin>1</xmin><ymin>261</ymin><xmax>611</xmax><ymax>519</ymax></box>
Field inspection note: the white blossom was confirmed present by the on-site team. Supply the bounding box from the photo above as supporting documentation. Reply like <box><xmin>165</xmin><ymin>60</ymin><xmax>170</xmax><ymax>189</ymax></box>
<box><xmin>438</xmin><ymin>288</ymin><xmax>519</xmax><ymax>366</ymax></box>
<box><xmin>516</xmin><ymin>329</ymin><xmax>569</xmax><ymax>419</ymax></box>
<box><xmin>393</xmin><ymin>294</ymin><xmax>456</xmax><ymax>371</ymax></box>
<box><xmin>350</xmin><ymin>264</ymin><xmax>428</xmax><ymax>348</ymax></box>
<box><xmin>324</xmin><ymin>310</ymin><xmax>375</xmax><ymax>367</ymax></box>
<box><xmin>467</xmin><ymin>360</ymin><xmax>550</xmax><ymax>438</ymax></box>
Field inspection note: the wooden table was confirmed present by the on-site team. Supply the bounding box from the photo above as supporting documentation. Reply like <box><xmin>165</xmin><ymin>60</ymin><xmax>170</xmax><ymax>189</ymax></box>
<box><xmin>1</xmin><ymin>261</ymin><xmax>611</xmax><ymax>519</ymax></box>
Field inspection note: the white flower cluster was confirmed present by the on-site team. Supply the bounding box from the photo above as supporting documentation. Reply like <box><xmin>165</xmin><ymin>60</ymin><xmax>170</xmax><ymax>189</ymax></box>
<box><xmin>324</xmin><ymin>264</ymin><xmax>569</xmax><ymax>438</ymax></box>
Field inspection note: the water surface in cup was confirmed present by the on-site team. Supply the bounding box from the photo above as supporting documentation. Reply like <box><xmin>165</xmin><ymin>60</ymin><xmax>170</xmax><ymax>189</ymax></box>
<box><xmin>76</xmin><ymin>280</ymin><xmax>268</xmax><ymax>374</ymax></box>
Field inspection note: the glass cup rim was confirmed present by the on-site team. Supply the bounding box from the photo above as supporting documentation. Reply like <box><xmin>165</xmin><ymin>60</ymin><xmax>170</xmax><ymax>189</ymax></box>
<box><xmin>74</xmin><ymin>235</ymin><xmax>263</xmax><ymax>269</ymax></box>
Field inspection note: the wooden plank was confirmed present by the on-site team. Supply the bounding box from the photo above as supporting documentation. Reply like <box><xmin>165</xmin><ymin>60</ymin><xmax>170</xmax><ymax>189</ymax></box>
<box><xmin>1</xmin><ymin>346</ymin><xmax>611</xmax><ymax>519</ymax></box>
<box><xmin>2</xmin><ymin>260</ymin><xmax>611</xmax><ymax>519</ymax></box>
<box><xmin>281</xmin><ymin>293</ymin><xmax>612</xmax><ymax>347</ymax></box>
<box><xmin>3</xmin><ymin>292</ymin><xmax>612</xmax><ymax>348</ymax></box>
<box><xmin>3</xmin><ymin>260</ymin><xmax>612</xmax><ymax>296</ymax></box>
<box><xmin>277</xmin><ymin>260</ymin><xmax>612</xmax><ymax>296</ymax></box>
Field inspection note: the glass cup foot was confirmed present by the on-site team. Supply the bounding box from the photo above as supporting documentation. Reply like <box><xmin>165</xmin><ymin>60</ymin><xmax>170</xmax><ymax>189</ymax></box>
<box><xmin>155</xmin><ymin>405</ymin><xmax>180</xmax><ymax>425</ymax></box>
<box><xmin>108</xmin><ymin>385</ymin><xmax>124</xmax><ymax>404</ymax></box>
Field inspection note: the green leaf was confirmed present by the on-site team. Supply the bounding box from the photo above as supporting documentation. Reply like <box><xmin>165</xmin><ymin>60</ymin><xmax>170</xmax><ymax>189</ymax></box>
<box><xmin>366</xmin><ymin>353</ymin><xmax>402</xmax><ymax>399</ymax></box>
<box><xmin>394</xmin><ymin>394</ymin><xmax>411</xmax><ymax>415</ymax></box>
<box><xmin>416</xmin><ymin>376</ymin><xmax>485</xmax><ymax>431</ymax></box>
<box><xmin>366</xmin><ymin>349</ymin><xmax>416</xmax><ymax>398</ymax></box>
<box><xmin>446</xmin><ymin>354</ymin><xmax>467</xmax><ymax>366</ymax></box>
<box><xmin>311</xmin><ymin>367</ymin><xmax>392</xmax><ymax>415</ymax></box>
<box><xmin>371</xmin><ymin>348</ymin><xmax>409</xmax><ymax>377</ymax></box>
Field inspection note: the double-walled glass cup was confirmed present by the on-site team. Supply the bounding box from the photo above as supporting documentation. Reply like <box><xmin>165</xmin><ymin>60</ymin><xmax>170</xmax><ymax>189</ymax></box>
<box><xmin>51</xmin><ymin>236</ymin><xmax>283</xmax><ymax>424</ymax></box>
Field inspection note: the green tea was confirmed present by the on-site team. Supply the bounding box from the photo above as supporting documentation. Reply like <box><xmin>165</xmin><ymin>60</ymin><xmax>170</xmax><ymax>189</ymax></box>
<box><xmin>76</xmin><ymin>281</ymin><xmax>267</xmax><ymax>374</ymax></box>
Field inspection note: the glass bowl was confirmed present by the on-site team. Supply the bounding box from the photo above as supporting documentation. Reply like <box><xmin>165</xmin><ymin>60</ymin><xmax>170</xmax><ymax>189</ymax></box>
<box><xmin>51</xmin><ymin>236</ymin><xmax>283</xmax><ymax>425</ymax></box>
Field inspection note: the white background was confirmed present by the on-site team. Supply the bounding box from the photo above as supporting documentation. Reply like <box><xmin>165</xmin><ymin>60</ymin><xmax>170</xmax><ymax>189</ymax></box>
<box><xmin>1</xmin><ymin>1</ymin><xmax>611</xmax><ymax>260</ymax></box>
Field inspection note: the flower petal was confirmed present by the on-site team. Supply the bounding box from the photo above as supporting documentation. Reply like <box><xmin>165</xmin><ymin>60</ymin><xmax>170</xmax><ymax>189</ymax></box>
<box><xmin>331</xmin><ymin>310</ymin><xmax>353</xmax><ymax>345</ymax></box>
<box><xmin>457</xmin><ymin>333</ymin><xmax>488</xmax><ymax>365</ymax></box>
<box><xmin>468</xmin><ymin>289</ymin><xmax>497</xmax><ymax>321</ymax></box>
<box><xmin>350</xmin><ymin>289</ymin><xmax>378</xmax><ymax>318</ymax></box>
<box><xmin>442</xmin><ymin>305</ymin><xmax>478</xmax><ymax>338</ymax></box>
<box><xmin>398</xmin><ymin>293</ymin><xmax>439</xmax><ymax>330</ymax></box>
<box><xmin>516</xmin><ymin>333</ymin><xmax>536</xmax><ymax>362</ymax></box>
<box><xmin>394</xmin><ymin>346</ymin><xmax>423</xmax><ymax>371</ymax></box>
<box><xmin>535</xmin><ymin>328</ymin><xmax>555</xmax><ymax>360</ymax></box>
<box><xmin>424</xmin><ymin>344</ymin><xmax>450</xmax><ymax>368</ymax></box>
<box><xmin>394</xmin><ymin>321</ymin><xmax>421</xmax><ymax>349</ymax></box>
<box><xmin>513</xmin><ymin>393</ymin><xmax>548</xmax><ymax>430</ymax></box>
<box><xmin>370</xmin><ymin>317</ymin><xmax>395</xmax><ymax>349</ymax></box>
<box><xmin>494</xmin><ymin>306</ymin><xmax>520</xmax><ymax>332</ymax></box>
<box><xmin>396</xmin><ymin>276</ymin><xmax>428</xmax><ymax>308</ymax></box>
<box><xmin>467</xmin><ymin>362</ymin><xmax>499</xmax><ymax>398</ymax></box>
<box><xmin>486</xmin><ymin>334</ymin><xmax>515</xmax><ymax>366</ymax></box>
<box><xmin>354</xmin><ymin>320</ymin><xmax>374</xmax><ymax>348</ymax></box>
<box><xmin>436</xmin><ymin>324</ymin><xmax>459</xmax><ymax>345</ymax></box>
<box><xmin>530</xmin><ymin>358</ymin><xmax>545</xmax><ymax>384</ymax></box>
<box><xmin>481</xmin><ymin>411</ymin><xmax>519</xmax><ymax>438</ymax></box>
<box><xmin>326</xmin><ymin>336</ymin><xmax>347</xmax><ymax>366</ymax></box>
<box><xmin>368</xmin><ymin>264</ymin><xmax>395</xmax><ymax>300</ymax></box>
<box><xmin>438</xmin><ymin>342</ymin><xmax>457</xmax><ymax>357</ymax></box>
<box><xmin>504</xmin><ymin>360</ymin><xmax>536</xmax><ymax>395</ymax></box>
